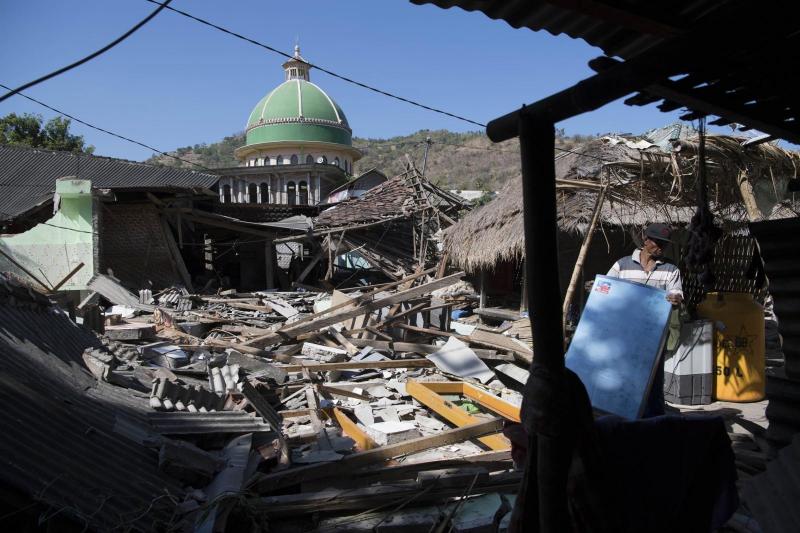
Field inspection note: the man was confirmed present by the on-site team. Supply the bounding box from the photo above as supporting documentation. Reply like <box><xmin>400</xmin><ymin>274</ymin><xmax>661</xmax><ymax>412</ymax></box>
<box><xmin>606</xmin><ymin>223</ymin><xmax>683</xmax><ymax>416</ymax></box>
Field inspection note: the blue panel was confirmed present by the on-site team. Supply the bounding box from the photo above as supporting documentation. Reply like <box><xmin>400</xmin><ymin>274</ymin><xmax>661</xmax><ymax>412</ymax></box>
<box><xmin>566</xmin><ymin>275</ymin><xmax>673</xmax><ymax>419</ymax></box>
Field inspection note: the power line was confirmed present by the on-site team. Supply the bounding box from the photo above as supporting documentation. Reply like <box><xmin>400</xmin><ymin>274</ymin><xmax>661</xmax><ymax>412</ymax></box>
<box><xmin>0</xmin><ymin>1</ymin><xmax>172</xmax><ymax>104</ymax></box>
<box><xmin>436</xmin><ymin>139</ymin><xmax>616</xmax><ymax>162</ymax></box>
<box><xmin>0</xmin><ymin>83</ymin><xmax>213</xmax><ymax>172</ymax></box>
<box><xmin>143</xmin><ymin>0</ymin><xmax>486</xmax><ymax>128</ymax></box>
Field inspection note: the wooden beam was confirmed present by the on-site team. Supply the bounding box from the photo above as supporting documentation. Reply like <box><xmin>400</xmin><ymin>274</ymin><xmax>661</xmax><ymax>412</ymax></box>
<box><xmin>332</xmin><ymin>407</ymin><xmax>376</xmax><ymax>451</ymax></box>
<box><xmin>277</xmin><ymin>267</ymin><xmax>436</xmax><ymax>329</ymax></box>
<box><xmin>279</xmin><ymin>359</ymin><xmax>434</xmax><ymax>372</ymax></box>
<box><xmin>405</xmin><ymin>381</ymin><xmax>510</xmax><ymax>450</ymax></box>
<box><xmin>160</xmin><ymin>216</ymin><xmax>194</xmax><ymax>291</ymax></box>
<box><xmin>421</xmin><ymin>382</ymin><xmax>521</xmax><ymax>423</ymax></box>
<box><xmin>346</xmin><ymin>338</ymin><xmax>511</xmax><ymax>361</ymax></box>
<box><xmin>327</xmin><ymin>328</ymin><xmax>358</xmax><ymax>355</ymax></box>
<box><xmin>247</xmin><ymin>418</ymin><xmax>504</xmax><ymax>492</ymax></box>
<box><xmin>50</xmin><ymin>261</ymin><xmax>85</xmax><ymax>292</ymax></box>
<box><xmin>244</xmin><ymin>271</ymin><xmax>464</xmax><ymax>348</ymax></box>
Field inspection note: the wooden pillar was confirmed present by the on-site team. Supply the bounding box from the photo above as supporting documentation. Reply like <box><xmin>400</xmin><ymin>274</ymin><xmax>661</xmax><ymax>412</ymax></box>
<box><xmin>265</xmin><ymin>237</ymin><xmax>275</xmax><ymax>289</ymax></box>
<box><xmin>513</xmin><ymin>114</ymin><xmax>570</xmax><ymax>533</ymax></box>
<box><xmin>520</xmin><ymin>261</ymin><xmax>528</xmax><ymax>313</ymax></box>
<box><xmin>479</xmin><ymin>269</ymin><xmax>487</xmax><ymax>309</ymax></box>
<box><xmin>737</xmin><ymin>169</ymin><xmax>764</xmax><ymax>221</ymax></box>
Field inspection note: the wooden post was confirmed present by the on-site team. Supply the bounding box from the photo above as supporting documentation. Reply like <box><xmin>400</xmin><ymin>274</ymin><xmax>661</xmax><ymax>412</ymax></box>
<box><xmin>737</xmin><ymin>170</ymin><xmax>764</xmax><ymax>221</ymax></box>
<box><xmin>519</xmin><ymin>261</ymin><xmax>528</xmax><ymax>314</ymax></box>
<box><xmin>561</xmin><ymin>185</ymin><xmax>607</xmax><ymax>331</ymax></box>
<box><xmin>265</xmin><ymin>238</ymin><xmax>275</xmax><ymax>289</ymax></box>
<box><xmin>479</xmin><ymin>269</ymin><xmax>487</xmax><ymax>309</ymax></box>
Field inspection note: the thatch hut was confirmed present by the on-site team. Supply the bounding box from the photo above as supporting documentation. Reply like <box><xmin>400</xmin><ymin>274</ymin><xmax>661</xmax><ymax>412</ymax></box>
<box><xmin>445</xmin><ymin>125</ymin><xmax>800</xmax><ymax>318</ymax></box>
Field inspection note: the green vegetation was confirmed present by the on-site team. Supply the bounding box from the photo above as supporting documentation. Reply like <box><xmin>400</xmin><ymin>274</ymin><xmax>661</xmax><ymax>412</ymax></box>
<box><xmin>146</xmin><ymin>128</ymin><xmax>596</xmax><ymax>191</ymax></box>
<box><xmin>0</xmin><ymin>113</ymin><xmax>94</xmax><ymax>153</ymax></box>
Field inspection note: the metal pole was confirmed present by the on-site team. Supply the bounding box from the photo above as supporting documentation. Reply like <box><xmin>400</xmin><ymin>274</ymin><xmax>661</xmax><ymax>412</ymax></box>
<box><xmin>517</xmin><ymin>112</ymin><xmax>570</xmax><ymax>532</ymax></box>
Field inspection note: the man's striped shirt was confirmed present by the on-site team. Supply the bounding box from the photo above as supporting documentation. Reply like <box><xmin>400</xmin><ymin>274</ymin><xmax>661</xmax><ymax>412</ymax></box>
<box><xmin>606</xmin><ymin>249</ymin><xmax>683</xmax><ymax>296</ymax></box>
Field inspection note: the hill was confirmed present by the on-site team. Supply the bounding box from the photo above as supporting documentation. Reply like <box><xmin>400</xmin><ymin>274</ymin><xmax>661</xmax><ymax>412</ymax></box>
<box><xmin>145</xmin><ymin>129</ymin><xmax>595</xmax><ymax>191</ymax></box>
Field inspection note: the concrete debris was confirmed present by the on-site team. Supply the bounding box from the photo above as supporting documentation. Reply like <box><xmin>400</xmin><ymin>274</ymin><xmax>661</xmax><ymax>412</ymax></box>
<box><xmin>426</xmin><ymin>337</ymin><xmax>495</xmax><ymax>384</ymax></box>
<box><xmin>2</xmin><ymin>265</ymin><xmax>540</xmax><ymax>530</ymax></box>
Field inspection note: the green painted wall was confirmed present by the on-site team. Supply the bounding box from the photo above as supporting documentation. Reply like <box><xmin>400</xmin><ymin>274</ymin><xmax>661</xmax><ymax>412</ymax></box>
<box><xmin>0</xmin><ymin>178</ymin><xmax>95</xmax><ymax>291</ymax></box>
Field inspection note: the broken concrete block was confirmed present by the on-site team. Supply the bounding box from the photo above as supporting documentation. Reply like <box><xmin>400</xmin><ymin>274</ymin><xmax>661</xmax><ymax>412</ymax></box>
<box><xmin>366</xmin><ymin>421</ymin><xmax>421</xmax><ymax>446</ymax></box>
<box><xmin>494</xmin><ymin>363</ymin><xmax>530</xmax><ymax>385</ymax></box>
<box><xmin>415</xmin><ymin>415</ymin><xmax>448</xmax><ymax>433</ymax></box>
<box><xmin>449</xmin><ymin>492</ymin><xmax>504</xmax><ymax>533</ymax></box>
<box><xmin>158</xmin><ymin>439</ymin><xmax>223</xmax><ymax>485</ymax></box>
<box><xmin>354</xmin><ymin>404</ymin><xmax>374</xmax><ymax>426</ymax></box>
<box><xmin>376</xmin><ymin>506</ymin><xmax>442</xmax><ymax>532</ymax></box>
<box><xmin>374</xmin><ymin>406</ymin><xmax>400</xmax><ymax>423</ymax></box>
<box><xmin>301</xmin><ymin>342</ymin><xmax>348</xmax><ymax>362</ymax></box>
<box><xmin>104</xmin><ymin>322</ymin><xmax>156</xmax><ymax>341</ymax></box>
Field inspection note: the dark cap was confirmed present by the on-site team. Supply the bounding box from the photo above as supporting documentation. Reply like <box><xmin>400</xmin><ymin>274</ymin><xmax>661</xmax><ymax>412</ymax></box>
<box><xmin>644</xmin><ymin>223</ymin><xmax>672</xmax><ymax>243</ymax></box>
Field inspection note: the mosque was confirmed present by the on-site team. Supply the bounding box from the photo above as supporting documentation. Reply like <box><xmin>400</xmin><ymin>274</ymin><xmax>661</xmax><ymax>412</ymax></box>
<box><xmin>215</xmin><ymin>46</ymin><xmax>362</xmax><ymax>208</ymax></box>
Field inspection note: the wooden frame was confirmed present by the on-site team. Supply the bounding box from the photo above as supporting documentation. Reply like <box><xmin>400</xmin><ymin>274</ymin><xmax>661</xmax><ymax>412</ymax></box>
<box><xmin>406</xmin><ymin>381</ymin><xmax>520</xmax><ymax>451</ymax></box>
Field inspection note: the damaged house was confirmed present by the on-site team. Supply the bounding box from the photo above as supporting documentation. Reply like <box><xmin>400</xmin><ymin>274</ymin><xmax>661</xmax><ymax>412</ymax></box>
<box><xmin>0</xmin><ymin>144</ymin><xmax>219</xmax><ymax>293</ymax></box>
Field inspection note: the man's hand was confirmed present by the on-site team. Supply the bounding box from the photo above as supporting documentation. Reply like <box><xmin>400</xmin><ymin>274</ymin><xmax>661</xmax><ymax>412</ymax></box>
<box><xmin>666</xmin><ymin>292</ymin><xmax>683</xmax><ymax>305</ymax></box>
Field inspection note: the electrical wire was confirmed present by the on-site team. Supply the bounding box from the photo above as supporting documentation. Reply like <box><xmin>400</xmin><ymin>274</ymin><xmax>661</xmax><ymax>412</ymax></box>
<box><xmin>0</xmin><ymin>1</ymin><xmax>173</xmax><ymax>104</ymax></box>
<box><xmin>0</xmin><ymin>83</ymin><xmax>213</xmax><ymax>172</ymax></box>
<box><xmin>143</xmin><ymin>0</ymin><xmax>486</xmax><ymax>128</ymax></box>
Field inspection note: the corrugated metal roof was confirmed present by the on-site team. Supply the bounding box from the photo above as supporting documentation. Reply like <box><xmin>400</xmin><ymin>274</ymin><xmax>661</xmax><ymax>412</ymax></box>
<box><xmin>750</xmin><ymin>218</ymin><xmax>800</xmax><ymax>447</ymax></box>
<box><xmin>750</xmin><ymin>218</ymin><xmax>800</xmax><ymax>379</ymax></box>
<box><xmin>0</xmin><ymin>144</ymin><xmax>219</xmax><ymax>220</ymax></box>
<box><xmin>411</xmin><ymin>1</ymin><xmax>723</xmax><ymax>59</ymax></box>
<box><xmin>147</xmin><ymin>411</ymin><xmax>273</xmax><ymax>435</ymax></box>
<box><xmin>0</xmin><ymin>275</ymin><xmax>183</xmax><ymax>531</ymax></box>
<box><xmin>412</xmin><ymin>1</ymin><xmax>800</xmax><ymax>143</ymax></box>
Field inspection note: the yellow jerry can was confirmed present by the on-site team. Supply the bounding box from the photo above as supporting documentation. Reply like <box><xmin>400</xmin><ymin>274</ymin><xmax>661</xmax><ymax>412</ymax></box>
<box><xmin>697</xmin><ymin>292</ymin><xmax>765</xmax><ymax>402</ymax></box>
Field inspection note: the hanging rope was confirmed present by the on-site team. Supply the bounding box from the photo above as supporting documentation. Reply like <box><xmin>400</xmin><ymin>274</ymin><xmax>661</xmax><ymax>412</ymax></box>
<box><xmin>684</xmin><ymin>118</ymin><xmax>722</xmax><ymax>292</ymax></box>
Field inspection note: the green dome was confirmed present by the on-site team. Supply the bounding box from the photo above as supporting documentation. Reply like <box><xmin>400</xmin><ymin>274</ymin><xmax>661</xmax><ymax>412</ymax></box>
<box><xmin>245</xmin><ymin>79</ymin><xmax>352</xmax><ymax>146</ymax></box>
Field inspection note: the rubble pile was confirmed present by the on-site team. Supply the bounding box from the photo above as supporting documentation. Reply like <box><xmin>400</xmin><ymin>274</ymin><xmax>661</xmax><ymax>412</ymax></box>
<box><xmin>73</xmin><ymin>269</ymin><xmax>535</xmax><ymax>531</ymax></box>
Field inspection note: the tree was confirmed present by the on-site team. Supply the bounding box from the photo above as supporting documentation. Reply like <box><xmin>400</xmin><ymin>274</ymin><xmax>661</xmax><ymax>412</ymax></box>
<box><xmin>0</xmin><ymin>113</ymin><xmax>94</xmax><ymax>153</ymax></box>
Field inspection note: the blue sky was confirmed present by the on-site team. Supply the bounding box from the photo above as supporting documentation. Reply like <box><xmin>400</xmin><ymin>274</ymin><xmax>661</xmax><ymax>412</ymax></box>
<box><xmin>1</xmin><ymin>0</ymin><xmax>711</xmax><ymax>161</ymax></box>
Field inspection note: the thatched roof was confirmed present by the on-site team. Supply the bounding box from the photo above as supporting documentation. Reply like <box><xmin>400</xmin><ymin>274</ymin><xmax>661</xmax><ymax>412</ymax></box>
<box><xmin>445</xmin><ymin>129</ymin><xmax>800</xmax><ymax>272</ymax></box>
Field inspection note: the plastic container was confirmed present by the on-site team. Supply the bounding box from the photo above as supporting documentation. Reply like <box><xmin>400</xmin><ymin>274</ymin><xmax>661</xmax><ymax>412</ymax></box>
<box><xmin>663</xmin><ymin>320</ymin><xmax>714</xmax><ymax>405</ymax></box>
<box><xmin>697</xmin><ymin>292</ymin><xmax>765</xmax><ymax>402</ymax></box>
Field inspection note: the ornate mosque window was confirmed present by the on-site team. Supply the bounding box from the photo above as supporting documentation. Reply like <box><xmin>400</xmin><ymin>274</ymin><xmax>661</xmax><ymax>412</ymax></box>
<box><xmin>222</xmin><ymin>184</ymin><xmax>231</xmax><ymax>203</ymax></box>
<box><xmin>287</xmin><ymin>181</ymin><xmax>297</xmax><ymax>206</ymax></box>
<box><xmin>333</xmin><ymin>157</ymin><xmax>340</xmax><ymax>168</ymax></box>
<box><xmin>318</xmin><ymin>155</ymin><xmax>327</xmax><ymax>164</ymax></box>
<box><xmin>306</xmin><ymin>154</ymin><xmax>314</xmax><ymax>164</ymax></box>
<box><xmin>299</xmin><ymin>181</ymin><xmax>309</xmax><ymax>205</ymax></box>
<box><xmin>290</xmin><ymin>154</ymin><xmax>298</xmax><ymax>165</ymax></box>
<box><xmin>260</xmin><ymin>183</ymin><xmax>269</xmax><ymax>204</ymax></box>
<box><xmin>248</xmin><ymin>183</ymin><xmax>258</xmax><ymax>203</ymax></box>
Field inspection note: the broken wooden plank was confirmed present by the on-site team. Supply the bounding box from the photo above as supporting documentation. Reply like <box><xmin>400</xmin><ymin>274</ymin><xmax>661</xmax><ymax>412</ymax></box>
<box><xmin>249</xmin><ymin>472</ymin><xmax>521</xmax><ymax>515</ymax></box>
<box><xmin>420</xmin><ymin>382</ymin><xmax>521</xmax><ymax>423</ymax></box>
<box><xmin>406</xmin><ymin>380</ymin><xmax>510</xmax><ymax>451</ymax></box>
<box><xmin>398</xmin><ymin>323</ymin><xmax>533</xmax><ymax>364</ymax></box>
<box><xmin>279</xmin><ymin>359</ymin><xmax>435</xmax><ymax>372</ymax></box>
<box><xmin>332</xmin><ymin>407</ymin><xmax>376</xmax><ymax>451</ymax></box>
<box><xmin>305</xmin><ymin>387</ymin><xmax>324</xmax><ymax>432</ymax></box>
<box><xmin>247</xmin><ymin>418</ymin><xmax>504</xmax><ymax>492</ymax></box>
<box><xmin>327</xmin><ymin>328</ymin><xmax>358</xmax><ymax>355</ymax></box>
<box><xmin>50</xmin><ymin>262</ymin><xmax>85</xmax><ymax>292</ymax></box>
<box><xmin>104</xmin><ymin>323</ymin><xmax>156</xmax><ymax>341</ymax></box>
<box><xmin>244</xmin><ymin>271</ymin><xmax>462</xmax><ymax>348</ymax></box>
<box><xmin>473</xmin><ymin>307</ymin><xmax>522</xmax><ymax>322</ymax></box>
<box><xmin>87</xmin><ymin>273</ymin><xmax>155</xmax><ymax>311</ymax></box>
<box><xmin>346</xmin><ymin>339</ymin><xmax>511</xmax><ymax>361</ymax></box>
